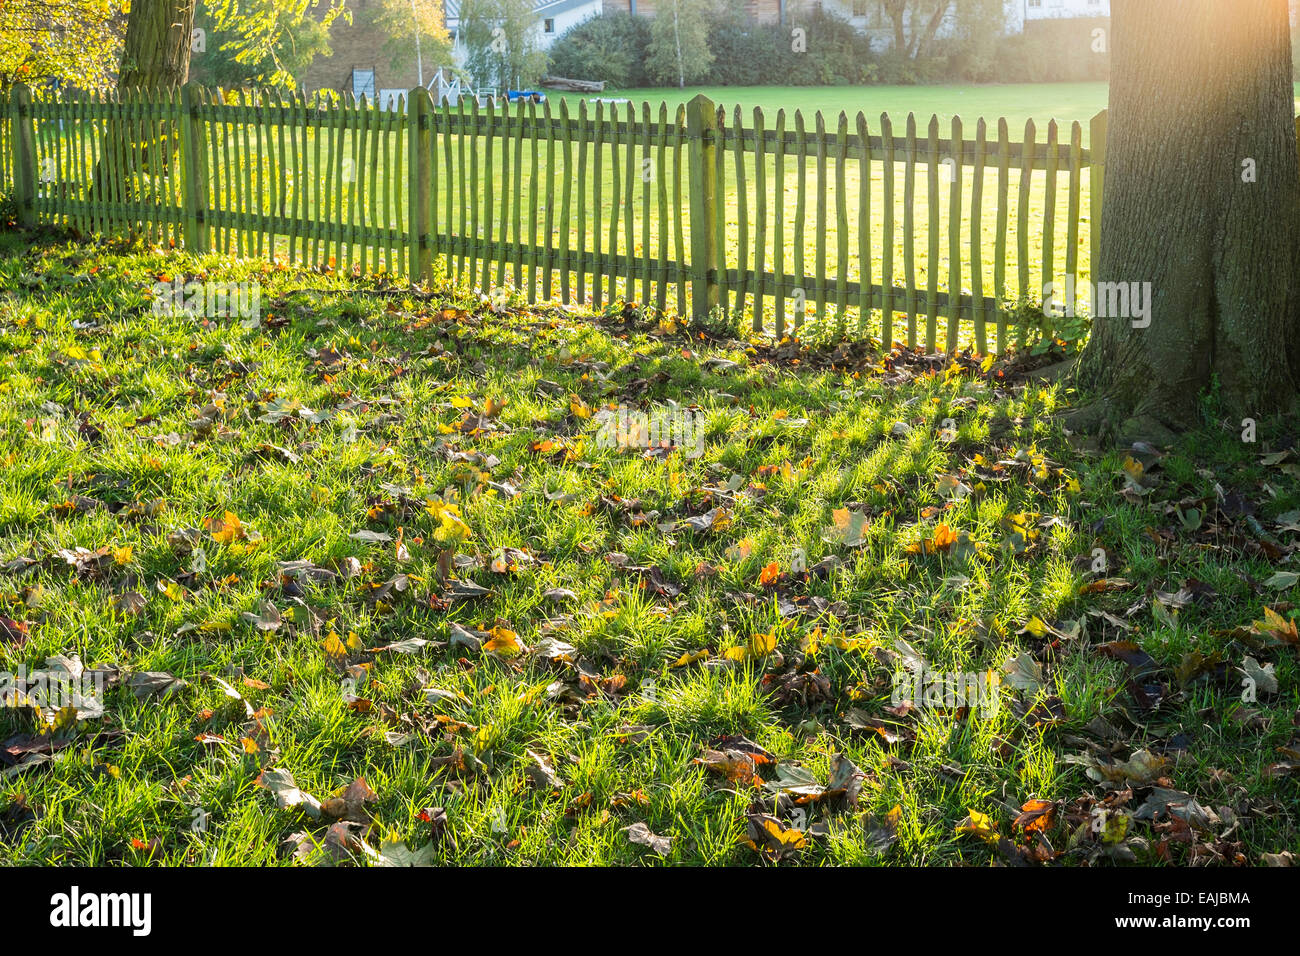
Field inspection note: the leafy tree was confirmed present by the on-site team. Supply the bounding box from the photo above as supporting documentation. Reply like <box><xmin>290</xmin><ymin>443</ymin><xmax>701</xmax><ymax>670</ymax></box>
<box><xmin>203</xmin><ymin>0</ymin><xmax>349</xmax><ymax>89</ymax></box>
<box><xmin>879</xmin><ymin>0</ymin><xmax>952</xmax><ymax>60</ymax></box>
<box><xmin>646</xmin><ymin>0</ymin><xmax>713</xmax><ymax>89</ymax></box>
<box><xmin>371</xmin><ymin>0</ymin><xmax>451</xmax><ymax>87</ymax></box>
<box><xmin>0</xmin><ymin>0</ymin><xmax>126</xmax><ymax>89</ymax></box>
<box><xmin>460</xmin><ymin>0</ymin><xmax>547</xmax><ymax>90</ymax></box>
<box><xmin>194</xmin><ymin>3</ymin><xmax>333</xmax><ymax>88</ymax></box>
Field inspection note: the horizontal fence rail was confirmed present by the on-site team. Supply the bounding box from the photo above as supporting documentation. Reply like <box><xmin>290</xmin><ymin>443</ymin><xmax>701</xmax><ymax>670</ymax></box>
<box><xmin>3</xmin><ymin>83</ymin><xmax>1110</xmax><ymax>353</ymax></box>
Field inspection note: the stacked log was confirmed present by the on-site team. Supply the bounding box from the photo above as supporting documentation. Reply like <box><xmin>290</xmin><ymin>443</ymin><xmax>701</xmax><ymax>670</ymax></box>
<box><xmin>541</xmin><ymin>76</ymin><xmax>607</xmax><ymax>93</ymax></box>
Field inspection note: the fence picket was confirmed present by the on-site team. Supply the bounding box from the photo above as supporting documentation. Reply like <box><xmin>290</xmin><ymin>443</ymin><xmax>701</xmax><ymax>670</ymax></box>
<box><xmin>655</xmin><ymin>102</ymin><xmax>669</xmax><ymax>312</ymax></box>
<box><xmin>592</xmin><ymin>100</ymin><xmax>603</xmax><ymax>309</ymax></box>
<box><xmin>1017</xmin><ymin>118</ymin><xmax>1037</xmax><ymax>348</ymax></box>
<box><xmin>625</xmin><ymin>102</ymin><xmax>637</xmax><ymax>301</ymax></box>
<box><xmin>559</xmin><ymin>99</ymin><xmax>573</xmax><ymax>303</ymax></box>
<box><xmin>607</xmin><ymin>99</ymin><xmax>621</xmax><ymax>304</ymax></box>
<box><xmin>835</xmin><ymin>111</ymin><xmax>849</xmax><ymax>328</ymax></box>
<box><xmin>995</xmin><ymin>117</ymin><xmax>1011</xmax><ymax>353</ymax></box>
<box><xmin>947</xmin><ymin>115</ymin><xmax>963</xmax><ymax>351</ymax></box>
<box><xmin>794</xmin><ymin>110</ymin><xmax>806</xmax><ymax>331</ymax></box>
<box><xmin>482</xmin><ymin>98</ymin><xmax>495</xmax><ymax>290</ymax></box>
<box><xmin>511</xmin><ymin>97</ymin><xmax>524</xmax><ymax>290</ymax></box>
<box><xmin>528</xmin><ymin>98</ymin><xmax>540</xmax><ymax>301</ymax></box>
<box><xmin>1066</xmin><ymin>120</ymin><xmax>1083</xmax><ymax>313</ymax></box>
<box><xmin>1042</xmin><ymin>118</ymin><xmax>1059</xmax><ymax>339</ymax></box>
<box><xmin>641</xmin><ymin>102</ymin><xmax>652</xmax><ymax>305</ymax></box>
<box><xmin>734</xmin><ymin>104</ymin><xmax>749</xmax><ymax>322</ymax></box>
<box><xmin>753</xmin><ymin>107</ymin><xmax>767</xmax><ymax>333</ymax></box>
<box><xmin>672</xmin><ymin>103</ymin><xmax>686</xmax><ymax>316</ymax></box>
<box><xmin>577</xmin><ymin>100</ymin><xmax>588</xmax><ymax>305</ymax></box>
<box><xmin>773</xmin><ymin>109</ymin><xmax>786</xmax><ymax>339</ymax></box>
<box><xmin>971</xmin><ymin>118</ymin><xmax>988</xmax><ymax>355</ymax></box>
<box><xmin>881</xmin><ymin>113</ymin><xmax>895</xmax><ymax>348</ymax></box>
<box><xmin>542</xmin><ymin>99</ymin><xmax>555</xmax><ymax>301</ymax></box>
<box><xmin>714</xmin><ymin>104</ymin><xmax>726</xmax><ymax>316</ymax></box>
<box><xmin>926</xmin><ymin>114</ymin><xmax>940</xmax><ymax>352</ymax></box>
<box><xmin>904</xmin><ymin>112</ymin><xmax>917</xmax><ymax>348</ymax></box>
<box><xmin>814</xmin><ymin>110</ymin><xmax>827</xmax><ymax>324</ymax></box>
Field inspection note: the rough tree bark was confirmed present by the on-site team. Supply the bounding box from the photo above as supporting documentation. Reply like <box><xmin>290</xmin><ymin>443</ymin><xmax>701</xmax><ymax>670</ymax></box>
<box><xmin>118</xmin><ymin>0</ymin><xmax>195</xmax><ymax>90</ymax></box>
<box><xmin>1069</xmin><ymin>0</ymin><xmax>1300</xmax><ymax>444</ymax></box>
<box><xmin>90</xmin><ymin>0</ymin><xmax>195</xmax><ymax>206</ymax></box>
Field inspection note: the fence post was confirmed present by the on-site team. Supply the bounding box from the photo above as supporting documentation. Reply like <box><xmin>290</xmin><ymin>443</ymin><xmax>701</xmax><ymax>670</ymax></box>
<box><xmin>10</xmin><ymin>83</ymin><xmax>36</xmax><ymax>228</ymax></box>
<box><xmin>407</xmin><ymin>87</ymin><xmax>432</xmax><ymax>283</ymax></box>
<box><xmin>1089</xmin><ymin>108</ymin><xmax>1106</xmax><ymax>281</ymax></box>
<box><xmin>180</xmin><ymin>83</ymin><xmax>208</xmax><ymax>254</ymax></box>
<box><xmin>686</xmin><ymin>93</ymin><xmax>719</xmax><ymax>319</ymax></box>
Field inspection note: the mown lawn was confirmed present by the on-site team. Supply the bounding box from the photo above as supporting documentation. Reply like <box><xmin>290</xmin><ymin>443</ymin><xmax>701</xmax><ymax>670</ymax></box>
<box><xmin>554</xmin><ymin>82</ymin><xmax>1112</xmax><ymax>146</ymax></box>
<box><xmin>1</xmin><ymin>230</ymin><xmax>1299</xmax><ymax>866</ymax></box>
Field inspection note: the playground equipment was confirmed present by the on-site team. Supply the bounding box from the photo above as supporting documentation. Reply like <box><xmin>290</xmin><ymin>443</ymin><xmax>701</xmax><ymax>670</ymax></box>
<box><xmin>426</xmin><ymin>68</ymin><xmax>500</xmax><ymax>108</ymax></box>
<box><xmin>427</xmin><ymin>68</ymin><xmax>463</xmax><ymax>106</ymax></box>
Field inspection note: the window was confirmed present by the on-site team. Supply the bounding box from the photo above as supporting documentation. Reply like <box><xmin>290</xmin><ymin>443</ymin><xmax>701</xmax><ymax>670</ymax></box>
<box><xmin>544</xmin><ymin>17</ymin><xmax>555</xmax><ymax>32</ymax></box>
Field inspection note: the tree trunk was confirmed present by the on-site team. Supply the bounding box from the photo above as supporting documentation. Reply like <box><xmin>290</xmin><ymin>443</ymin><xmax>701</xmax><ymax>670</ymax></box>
<box><xmin>883</xmin><ymin>0</ymin><xmax>907</xmax><ymax>58</ymax></box>
<box><xmin>91</xmin><ymin>0</ymin><xmax>195</xmax><ymax>206</ymax></box>
<box><xmin>1071</xmin><ymin>0</ymin><xmax>1300</xmax><ymax>442</ymax></box>
<box><xmin>118</xmin><ymin>0</ymin><xmax>195</xmax><ymax>91</ymax></box>
<box><xmin>913</xmin><ymin>1</ymin><xmax>950</xmax><ymax>59</ymax></box>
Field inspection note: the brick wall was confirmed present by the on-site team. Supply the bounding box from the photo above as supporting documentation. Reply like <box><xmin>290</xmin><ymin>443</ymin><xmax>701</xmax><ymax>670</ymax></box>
<box><xmin>298</xmin><ymin>0</ymin><xmax>450</xmax><ymax>95</ymax></box>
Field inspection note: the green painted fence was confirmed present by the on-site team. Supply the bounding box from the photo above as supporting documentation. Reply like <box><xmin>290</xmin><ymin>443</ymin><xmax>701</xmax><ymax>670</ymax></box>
<box><xmin>3</xmin><ymin>82</ymin><xmax>1107</xmax><ymax>353</ymax></box>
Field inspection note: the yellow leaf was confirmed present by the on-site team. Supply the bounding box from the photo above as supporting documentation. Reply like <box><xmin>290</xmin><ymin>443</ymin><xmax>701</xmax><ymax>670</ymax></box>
<box><xmin>484</xmin><ymin>626</ymin><xmax>524</xmax><ymax>657</ymax></box>
<box><xmin>956</xmin><ymin>809</ymin><xmax>998</xmax><ymax>843</ymax></box>
<box><xmin>671</xmin><ymin>649</ymin><xmax>710</xmax><ymax>668</ymax></box>
<box><xmin>725</xmin><ymin>631</ymin><xmax>776</xmax><ymax>662</ymax></box>
<box><xmin>321</xmin><ymin>631</ymin><xmax>348</xmax><ymax>666</ymax></box>
<box><xmin>206</xmin><ymin>510</ymin><xmax>246</xmax><ymax>546</ymax></box>
<box><xmin>758</xmin><ymin>817</ymin><xmax>806</xmax><ymax>848</ymax></box>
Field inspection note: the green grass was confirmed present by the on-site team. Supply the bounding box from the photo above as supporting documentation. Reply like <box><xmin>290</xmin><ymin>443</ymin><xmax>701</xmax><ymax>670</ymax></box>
<box><xmin>555</xmin><ymin>82</ymin><xmax>1112</xmax><ymax>145</ymax></box>
<box><xmin>1</xmin><ymin>230</ymin><xmax>1299</xmax><ymax>866</ymax></box>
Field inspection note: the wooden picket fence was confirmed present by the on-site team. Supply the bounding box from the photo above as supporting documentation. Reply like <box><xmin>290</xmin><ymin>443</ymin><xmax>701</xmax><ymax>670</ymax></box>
<box><xmin>3</xmin><ymin>82</ymin><xmax>1107</xmax><ymax>353</ymax></box>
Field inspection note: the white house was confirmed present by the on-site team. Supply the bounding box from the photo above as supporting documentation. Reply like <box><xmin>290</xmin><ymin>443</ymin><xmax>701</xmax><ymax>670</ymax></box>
<box><xmin>820</xmin><ymin>0</ymin><xmax>1109</xmax><ymax>52</ymax></box>
<box><xmin>445</xmin><ymin>0</ymin><xmax>605</xmax><ymax>68</ymax></box>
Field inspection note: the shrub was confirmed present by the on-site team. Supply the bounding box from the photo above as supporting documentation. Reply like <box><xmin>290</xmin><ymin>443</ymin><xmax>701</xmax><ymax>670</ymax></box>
<box><xmin>703</xmin><ymin>2</ymin><xmax>783</xmax><ymax>86</ymax></box>
<box><xmin>546</xmin><ymin>12</ymin><xmax>652</xmax><ymax>89</ymax></box>
<box><xmin>775</xmin><ymin>7</ymin><xmax>878</xmax><ymax>86</ymax></box>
